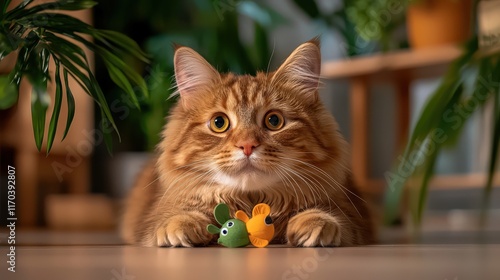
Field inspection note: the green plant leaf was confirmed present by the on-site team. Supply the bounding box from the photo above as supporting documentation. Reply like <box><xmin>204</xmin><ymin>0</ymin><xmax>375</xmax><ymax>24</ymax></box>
<box><xmin>104</xmin><ymin>60</ymin><xmax>138</xmax><ymax>106</ymax></box>
<box><xmin>3</xmin><ymin>0</ymin><xmax>150</xmax><ymax>153</ymax></box>
<box><xmin>62</xmin><ymin>69</ymin><xmax>75</xmax><ymax>140</ymax></box>
<box><xmin>384</xmin><ymin>39</ymin><xmax>481</xmax><ymax>224</ymax></box>
<box><xmin>22</xmin><ymin>37</ymin><xmax>51</xmax><ymax>151</ymax></box>
<box><xmin>101</xmin><ymin>114</ymin><xmax>114</xmax><ymax>155</ymax></box>
<box><xmin>51</xmin><ymin>48</ymin><xmax>93</xmax><ymax>97</ymax></box>
<box><xmin>46</xmin><ymin>60</ymin><xmax>63</xmax><ymax>154</ymax></box>
<box><xmin>2</xmin><ymin>0</ymin><xmax>13</xmax><ymax>14</ymax></box>
<box><xmin>481</xmin><ymin>63</ymin><xmax>500</xmax><ymax>224</ymax></box>
<box><xmin>94</xmin><ymin>30</ymin><xmax>149</xmax><ymax>63</ymax></box>
<box><xmin>3</xmin><ymin>0</ymin><xmax>35</xmax><ymax>19</ymax></box>
<box><xmin>95</xmin><ymin>45</ymin><xmax>146</xmax><ymax>104</ymax></box>
<box><xmin>8</xmin><ymin>0</ymin><xmax>97</xmax><ymax>20</ymax></box>
<box><xmin>58</xmin><ymin>31</ymin><xmax>148</xmax><ymax>103</ymax></box>
<box><xmin>88</xmin><ymin>72</ymin><xmax>121</xmax><ymax>142</ymax></box>
<box><xmin>415</xmin><ymin>143</ymin><xmax>438</xmax><ymax>225</ymax></box>
<box><xmin>16</xmin><ymin>13</ymin><xmax>94</xmax><ymax>34</ymax></box>
<box><xmin>45</xmin><ymin>32</ymin><xmax>90</xmax><ymax>73</ymax></box>
<box><xmin>30</xmin><ymin>79</ymin><xmax>49</xmax><ymax>151</ymax></box>
<box><xmin>0</xmin><ymin>75</ymin><xmax>18</xmax><ymax>109</ymax></box>
<box><xmin>0</xmin><ymin>29</ymin><xmax>19</xmax><ymax>59</ymax></box>
<box><xmin>57</xmin><ymin>54</ymin><xmax>120</xmax><ymax>144</ymax></box>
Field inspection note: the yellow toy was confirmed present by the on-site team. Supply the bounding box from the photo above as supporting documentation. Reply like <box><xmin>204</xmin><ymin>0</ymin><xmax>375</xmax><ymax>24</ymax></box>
<box><xmin>235</xmin><ymin>203</ymin><xmax>275</xmax><ymax>247</ymax></box>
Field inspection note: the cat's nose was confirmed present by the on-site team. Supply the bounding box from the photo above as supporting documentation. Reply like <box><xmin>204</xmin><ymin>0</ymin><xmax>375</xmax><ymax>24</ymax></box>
<box><xmin>236</xmin><ymin>140</ymin><xmax>260</xmax><ymax>157</ymax></box>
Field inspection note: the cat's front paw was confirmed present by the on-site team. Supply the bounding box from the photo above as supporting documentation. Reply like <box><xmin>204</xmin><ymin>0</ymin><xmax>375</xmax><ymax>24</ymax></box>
<box><xmin>286</xmin><ymin>209</ymin><xmax>342</xmax><ymax>247</ymax></box>
<box><xmin>156</xmin><ymin>212</ymin><xmax>213</xmax><ymax>247</ymax></box>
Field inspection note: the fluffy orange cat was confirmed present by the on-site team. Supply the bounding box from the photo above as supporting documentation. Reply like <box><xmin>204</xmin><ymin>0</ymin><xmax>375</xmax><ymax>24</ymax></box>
<box><xmin>121</xmin><ymin>39</ymin><xmax>374</xmax><ymax>247</ymax></box>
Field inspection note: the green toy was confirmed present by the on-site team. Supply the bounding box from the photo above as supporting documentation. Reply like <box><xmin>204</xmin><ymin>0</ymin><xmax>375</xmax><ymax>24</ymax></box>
<box><xmin>206</xmin><ymin>203</ymin><xmax>250</xmax><ymax>248</ymax></box>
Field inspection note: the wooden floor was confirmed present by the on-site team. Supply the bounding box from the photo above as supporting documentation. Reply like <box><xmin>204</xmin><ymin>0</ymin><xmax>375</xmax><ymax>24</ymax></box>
<box><xmin>1</xmin><ymin>229</ymin><xmax>499</xmax><ymax>280</ymax></box>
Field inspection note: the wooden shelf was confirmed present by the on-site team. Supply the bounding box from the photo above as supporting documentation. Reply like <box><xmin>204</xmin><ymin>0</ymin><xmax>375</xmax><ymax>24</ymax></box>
<box><xmin>321</xmin><ymin>45</ymin><xmax>462</xmax><ymax>81</ymax></box>
<box><xmin>318</xmin><ymin>45</ymin><xmax>498</xmax><ymax>194</ymax></box>
<box><xmin>361</xmin><ymin>173</ymin><xmax>500</xmax><ymax>195</ymax></box>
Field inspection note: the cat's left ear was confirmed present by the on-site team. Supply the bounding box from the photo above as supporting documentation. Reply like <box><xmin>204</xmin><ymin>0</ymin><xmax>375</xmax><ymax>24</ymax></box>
<box><xmin>173</xmin><ymin>46</ymin><xmax>220</xmax><ymax>107</ymax></box>
<box><xmin>271</xmin><ymin>38</ymin><xmax>321</xmax><ymax>99</ymax></box>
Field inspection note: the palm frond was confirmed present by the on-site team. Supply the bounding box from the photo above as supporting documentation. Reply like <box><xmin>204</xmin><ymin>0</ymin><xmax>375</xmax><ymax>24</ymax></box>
<box><xmin>0</xmin><ymin>0</ymin><xmax>149</xmax><ymax>152</ymax></box>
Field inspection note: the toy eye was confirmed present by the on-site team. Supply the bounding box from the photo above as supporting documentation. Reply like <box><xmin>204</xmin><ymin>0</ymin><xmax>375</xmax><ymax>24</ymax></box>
<box><xmin>227</xmin><ymin>221</ymin><xmax>234</xmax><ymax>228</ymax></box>
<box><xmin>221</xmin><ymin>228</ymin><xmax>229</xmax><ymax>236</ymax></box>
<box><xmin>265</xmin><ymin>215</ymin><xmax>273</xmax><ymax>225</ymax></box>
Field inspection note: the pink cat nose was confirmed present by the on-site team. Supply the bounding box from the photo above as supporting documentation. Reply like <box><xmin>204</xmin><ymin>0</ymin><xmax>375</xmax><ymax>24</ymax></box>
<box><xmin>236</xmin><ymin>141</ymin><xmax>260</xmax><ymax>156</ymax></box>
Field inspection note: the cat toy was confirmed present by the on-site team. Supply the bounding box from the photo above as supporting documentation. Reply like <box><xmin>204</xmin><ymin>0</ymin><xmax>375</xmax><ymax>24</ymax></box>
<box><xmin>206</xmin><ymin>203</ymin><xmax>275</xmax><ymax>248</ymax></box>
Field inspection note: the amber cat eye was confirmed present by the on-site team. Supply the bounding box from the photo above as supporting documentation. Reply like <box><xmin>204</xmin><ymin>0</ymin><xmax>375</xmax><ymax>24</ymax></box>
<box><xmin>210</xmin><ymin>113</ymin><xmax>230</xmax><ymax>133</ymax></box>
<box><xmin>264</xmin><ymin>111</ymin><xmax>284</xmax><ymax>131</ymax></box>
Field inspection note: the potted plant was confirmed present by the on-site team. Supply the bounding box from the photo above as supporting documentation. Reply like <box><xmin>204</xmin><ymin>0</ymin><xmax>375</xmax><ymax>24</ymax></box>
<box><xmin>343</xmin><ymin>0</ymin><xmax>473</xmax><ymax>51</ymax></box>
<box><xmin>406</xmin><ymin>0</ymin><xmax>472</xmax><ymax>49</ymax></box>
<box><xmin>0</xmin><ymin>0</ymin><xmax>148</xmax><ymax>153</ymax></box>
<box><xmin>385</xmin><ymin>0</ymin><xmax>500</xmax><ymax>225</ymax></box>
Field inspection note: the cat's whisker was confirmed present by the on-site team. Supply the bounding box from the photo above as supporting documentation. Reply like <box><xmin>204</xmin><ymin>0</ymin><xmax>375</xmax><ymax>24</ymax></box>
<box><xmin>273</xmin><ymin>166</ymin><xmax>301</xmax><ymax>211</ymax></box>
<box><xmin>278</xmin><ymin>164</ymin><xmax>318</xmax><ymax>207</ymax></box>
<box><xmin>169</xmin><ymin>165</ymin><xmax>222</xmax><ymax>209</ymax></box>
<box><xmin>278</xmin><ymin>162</ymin><xmax>352</xmax><ymax>223</ymax></box>
<box><xmin>170</xmin><ymin>167</ymin><xmax>219</xmax><ymax>208</ymax></box>
<box><xmin>266</xmin><ymin>40</ymin><xmax>276</xmax><ymax>74</ymax></box>
<box><xmin>280</xmin><ymin>156</ymin><xmax>366</xmax><ymax>203</ymax></box>
<box><xmin>155</xmin><ymin>163</ymin><xmax>215</xmax><ymax>214</ymax></box>
<box><xmin>291</xmin><ymin>150</ymin><xmax>352</xmax><ymax>174</ymax></box>
<box><xmin>279</xmin><ymin>162</ymin><xmax>329</xmax><ymax>212</ymax></box>
<box><xmin>142</xmin><ymin>177</ymin><xmax>160</xmax><ymax>189</ymax></box>
<box><xmin>277</xmin><ymin>156</ymin><xmax>363</xmax><ymax>219</ymax></box>
<box><xmin>276</xmin><ymin>166</ymin><xmax>308</xmax><ymax>208</ymax></box>
<box><xmin>142</xmin><ymin>159</ymin><xmax>212</xmax><ymax>190</ymax></box>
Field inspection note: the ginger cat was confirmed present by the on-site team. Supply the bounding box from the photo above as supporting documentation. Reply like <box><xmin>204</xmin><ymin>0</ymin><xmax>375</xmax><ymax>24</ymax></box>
<box><xmin>121</xmin><ymin>39</ymin><xmax>374</xmax><ymax>247</ymax></box>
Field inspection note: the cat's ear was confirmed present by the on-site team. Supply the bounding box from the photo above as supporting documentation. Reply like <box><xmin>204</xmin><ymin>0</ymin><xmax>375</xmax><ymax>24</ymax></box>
<box><xmin>173</xmin><ymin>46</ymin><xmax>219</xmax><ymax>105</ymax></box>
<box><xmin>271</xmin><ymin>38</ymin><xmax>321</xmax><ymax>98</ymax></box>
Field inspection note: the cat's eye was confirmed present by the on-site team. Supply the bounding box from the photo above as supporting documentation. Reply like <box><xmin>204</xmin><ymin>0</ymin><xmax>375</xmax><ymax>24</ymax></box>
<box><xmin>264</xmin><ymin>111</ymin><xmax>284</xmax><ymax>131</ymax></box>
<box><xmin>210</xmin><ymin>113</ymin><xmax>230</xmax><ymax>133</ymax></box>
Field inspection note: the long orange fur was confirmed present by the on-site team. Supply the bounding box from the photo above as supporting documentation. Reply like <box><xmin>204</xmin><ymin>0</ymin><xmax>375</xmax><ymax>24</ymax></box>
<box><xmin>121</xmin><ymin>39</ymin><xmax>374</xmax><ymax>247</ymax></box>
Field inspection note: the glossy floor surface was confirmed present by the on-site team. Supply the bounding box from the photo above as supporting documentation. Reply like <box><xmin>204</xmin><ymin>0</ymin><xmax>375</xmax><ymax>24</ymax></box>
<box><xmin>1</xmin><ymin>230</ymin><xmax>499</xmax><ymax>280</ymax></box>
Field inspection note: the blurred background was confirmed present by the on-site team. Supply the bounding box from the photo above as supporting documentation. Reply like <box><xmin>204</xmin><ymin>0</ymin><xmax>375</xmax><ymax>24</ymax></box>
<box><xmin>1</xmin><ymin>0</ymin><xmax>499</xmax><ymax>242</ymax></box>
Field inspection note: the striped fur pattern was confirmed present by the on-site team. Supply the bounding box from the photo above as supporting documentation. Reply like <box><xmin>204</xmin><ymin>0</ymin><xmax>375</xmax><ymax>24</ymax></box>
<box><xmin>121</xmin><ymin>39</ymin><xmax>374</xmax><ymax>247</ymax></box>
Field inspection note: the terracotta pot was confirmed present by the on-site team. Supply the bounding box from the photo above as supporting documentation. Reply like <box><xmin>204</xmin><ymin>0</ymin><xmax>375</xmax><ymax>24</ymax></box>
<box><xmin>407</xmin><ymin>0</ymin><xmax>472</xmax><ymax>49</ymax></box>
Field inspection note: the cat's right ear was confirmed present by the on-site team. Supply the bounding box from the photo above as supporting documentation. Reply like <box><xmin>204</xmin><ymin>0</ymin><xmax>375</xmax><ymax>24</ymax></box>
<box><xmin>173</xmin><ymin>46</ymin><xmax>220</xmax><ymax>107</ymax></box>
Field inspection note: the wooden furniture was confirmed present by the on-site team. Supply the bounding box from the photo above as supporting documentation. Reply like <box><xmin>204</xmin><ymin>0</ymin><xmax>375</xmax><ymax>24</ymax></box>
<box><xmin>0</xmin><ymin>1</ymin><xmax>94</xmax><ymax>227</ymax></box>
<box><xmin>321</xmin><ymin>46</ymin><xmax>499</xmax><ymax>194</ymax></box>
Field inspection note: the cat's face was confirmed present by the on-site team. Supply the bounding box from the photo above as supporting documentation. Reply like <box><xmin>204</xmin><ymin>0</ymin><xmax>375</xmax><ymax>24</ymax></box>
<box><xmin>160</xmin><ymin>39</ymin><xmax>347</xmax><ymax>191</ymax></box>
